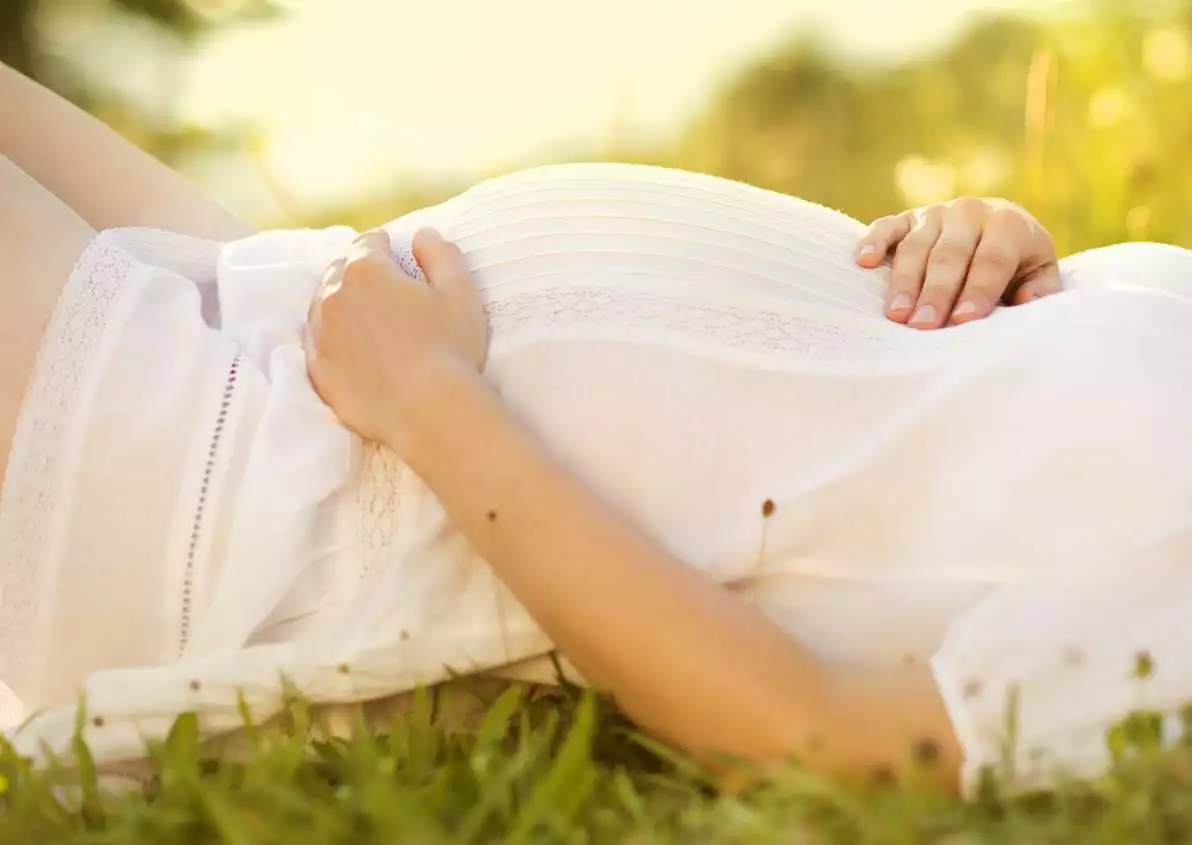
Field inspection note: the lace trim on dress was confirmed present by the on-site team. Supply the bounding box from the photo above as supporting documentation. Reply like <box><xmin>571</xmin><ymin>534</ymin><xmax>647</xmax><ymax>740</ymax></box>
<box><xmin>0</xmin><ymin>235</ymin><xmax>139</xmax><ymax>699</ymax></box>
<box><xmin>483</xmin><ymin>284</ymin><xmax>895</xmax><ymax>359</ymax></box>
<box><xmin>178</xmin><ymin>355</ymin><xmax>244</xmax><ymax>656</ymax></box>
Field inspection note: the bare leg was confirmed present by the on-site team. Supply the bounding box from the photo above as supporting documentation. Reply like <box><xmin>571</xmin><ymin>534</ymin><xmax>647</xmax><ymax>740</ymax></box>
<box><xmin>0</xmin><ymin>62</ymin><xmax>254</xmax><ymax>241</ymax></box>
<box><xmin>0</xmin><ymin>154</ymin><xmax>97</xmax><ymax>482</ymax></box>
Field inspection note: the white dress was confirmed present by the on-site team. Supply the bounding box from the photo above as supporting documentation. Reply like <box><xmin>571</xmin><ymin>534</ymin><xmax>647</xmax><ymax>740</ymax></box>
<box><xmin>4</xmin><ymin>163</ymin><xmax>1192</xmax><ymax>792</ymax></box>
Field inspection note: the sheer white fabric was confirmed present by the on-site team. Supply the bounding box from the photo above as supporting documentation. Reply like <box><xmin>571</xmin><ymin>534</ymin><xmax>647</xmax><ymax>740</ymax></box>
<box><xmin>0</xmin><ymin>229</ymin><xmax>241</xmax><ymax>718</ymax></box>
<box><xmin>3</xmin><ymin>164</ymin><xmax>1192</xmax><ymax>795</ymax></box>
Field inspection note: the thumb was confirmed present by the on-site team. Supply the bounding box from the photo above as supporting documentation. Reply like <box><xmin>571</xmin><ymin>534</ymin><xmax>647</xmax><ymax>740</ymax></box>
<box><xmin>1010</xmin><ymin>261</ymin><xmax>1063</xmax><ymax>305</ymax></box>
<box><xmin>412</xmin><ymin>227</ymin><xmax>476</xmax><ymax>300</ymax></box>
<box><xmin>343</xmin><ymin>229</ymin><xmax>395</xmax><ymax>274</ymax></box>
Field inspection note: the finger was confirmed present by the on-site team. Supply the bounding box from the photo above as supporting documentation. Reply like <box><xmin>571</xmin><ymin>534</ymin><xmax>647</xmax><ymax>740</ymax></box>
<box><xmin>856</xmin><ymin>211</ymin><xmax>915</xmax><ymax>268</ymax></box>
<box><xmin>886</xmin><ymin>210</ymin><xmax>943</xmax><ymax>323</ymax></box>
<box><xmin>306</xmin><ymin>257</ymin><xmax>345</xmax><ymax>340</ymax></box>
<box><xmin>341</xmin><ymin>229</ymin><xmax>400</xmax><ymax>285</ymax></box>
<box><xmin>948</xmin><ymin>210</ymin><xmax>1028</xmax><ymax>324</ymax></box>
<box><xmin>914</xmin><ymin>203</ymin><xmax>984</xmax><ymax>328</ymax></box>
<box><xmin>321</xmin><ymin>256</ymin><xmax>346</xmax><ymax>295</ymax></box>
<box><xmin>351</xmin><ymin>228</ymin><xmax>391</xmax><ymax>256</ymax></box>
<box><xmin>1010</xmin><ymin>261</ymin><xmax>1063</xmax><ymax>305</ymax></box>
<box><xmin>411</xmin><ymin>227</ymin><xmax>475</xmax><ymax>299</ymax></box>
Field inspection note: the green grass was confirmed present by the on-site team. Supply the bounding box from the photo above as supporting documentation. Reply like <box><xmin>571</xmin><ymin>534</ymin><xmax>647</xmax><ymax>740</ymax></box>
<box><xmin>4</xmin><ymin>679</ymin><xmax>1192</xmax><ymax>844</ymax></box>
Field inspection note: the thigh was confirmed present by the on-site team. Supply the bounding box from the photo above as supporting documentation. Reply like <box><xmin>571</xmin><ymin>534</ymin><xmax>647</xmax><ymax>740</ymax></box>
<box><xmin>0</xmin><ymin>154</ymin><xmax>97</xmax><ymax>483</ymax></box>
<box><xmin>1</xmin><ymin>64</ymin><xmax>253</xmax><ymax>240</ymax></box>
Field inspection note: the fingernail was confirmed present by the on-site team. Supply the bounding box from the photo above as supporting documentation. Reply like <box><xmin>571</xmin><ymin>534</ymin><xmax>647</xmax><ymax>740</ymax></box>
<box><xmin>887</xmin><ymin>292</ymin><xmax>913</xmax><ymax>313</ymax></box>
<box><xmin>910</xmin><ymin>304</ymin><xmax>937</xmax><ymax>326</ymax></box>
<box><xmin>857</xmin><ymin>243</ymin><xmax>877</xmax><ymax>260</ymax></box>
<box><xmin>952</xmin><ymin>299</ymin><xmax>979</xmax><ymax>318</ymax></box>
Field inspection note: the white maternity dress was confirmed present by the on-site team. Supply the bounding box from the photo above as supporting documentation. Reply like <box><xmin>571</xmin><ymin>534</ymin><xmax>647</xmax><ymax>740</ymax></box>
<box><xmin>4</xmin><ymin>163</ymin><xmax>1192</xmax><ymax>792</ymax></box>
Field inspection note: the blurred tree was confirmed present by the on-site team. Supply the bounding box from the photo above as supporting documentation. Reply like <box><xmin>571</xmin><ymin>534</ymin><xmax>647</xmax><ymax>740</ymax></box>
<box><xmin>333</xmin><ymin>1</ymin><xmax>1192</xmax><ymax>252</ymax></box>
<box><xmin>1</xmin><ymin>0</ymin><xmax>280</xmax><ymax>75</ymax></box>
<box><xmin>0</xmin><ymin>0</ymin><xmax>38</xmax><ymax>75</ymax></box>
<box><xmin>668</xmin><ymin>2</ymin><xmax>1192</xmax><ymax>253</ymax></box>
<box><xmin>0</xmin><ymin>0</ymin><xmax>281</xmax><ymax>165</ymax></box>
<box><xmin>19</xmin><ymin>0</ymin><xmax>1177</xmax><ymax>247</ymax></box>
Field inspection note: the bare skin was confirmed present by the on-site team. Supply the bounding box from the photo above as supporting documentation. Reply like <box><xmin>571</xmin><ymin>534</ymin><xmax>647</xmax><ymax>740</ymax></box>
<box><xmin>855</xmin><ymin>198</ymin><xmax>1062</xmax><ymax>329</ymax></box>
<box><xmin>0</xmin><ymin>62</ymin><xmax>253</xmax><ymax>240</ymax></box>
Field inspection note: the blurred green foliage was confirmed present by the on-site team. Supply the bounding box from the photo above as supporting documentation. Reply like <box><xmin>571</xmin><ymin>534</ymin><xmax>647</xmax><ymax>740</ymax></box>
<box><xmin>308</xmin><ymin>2</ymin><xmax>1192</xmax><ymax>257</ymax></box>
<box><xmin>0</xmin><ymin>0</ymin><xmax>280</xmax><ymax>170</ymax></box>
<box><xmin>6</xmin><ymin>682</ymin><xmax>1192</xmax><ymax>844</ymax></box>
<box><xmin>3</xmin><ymin>1</ymin><xmax>1191</xmax><ymax>251</ymax></box>
<box><xmin>676</xmin><ymin>2</ymin><xmax>1192</xmax><ymax>255</ymax></box>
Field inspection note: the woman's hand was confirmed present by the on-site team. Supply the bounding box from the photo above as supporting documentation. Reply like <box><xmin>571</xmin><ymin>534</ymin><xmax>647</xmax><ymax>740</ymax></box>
<box><xmin>855</xmin><ymin>198</ymin><xmax>1062</xmax><ymax>329</ymax></box>
<box><xmin>305</xmin><ymin>227</ymin><xmax>487</xmax><ymax>450</ymax></box>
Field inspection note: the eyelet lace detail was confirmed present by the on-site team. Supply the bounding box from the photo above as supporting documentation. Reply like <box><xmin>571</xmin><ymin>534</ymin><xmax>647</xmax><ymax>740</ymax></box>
<box><xmin>0</xmin><ymin>236</ymin><xmax>137</xmax><ymax>699</ymax></box>
<box><xmin>179</xmin><ymin>355</ymin><xmax>243</xmax><ymax>656</ymax></box>
<box><xmin>483</xmin><ymin>284</ymin><xmax>895</xmax><ymax>358</ymax></box>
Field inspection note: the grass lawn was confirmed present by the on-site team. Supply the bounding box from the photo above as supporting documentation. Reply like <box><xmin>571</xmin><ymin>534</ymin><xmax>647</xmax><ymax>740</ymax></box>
<box><xmin>3</xmin><ymin>677</ymin><xmax>1192</xmax><ymax>844</ymax></box>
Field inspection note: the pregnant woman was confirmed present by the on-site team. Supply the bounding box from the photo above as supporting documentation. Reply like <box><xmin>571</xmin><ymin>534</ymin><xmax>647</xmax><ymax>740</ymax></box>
<box><xmin>4</xmin><ymin>63</ymin><xmax>1191</xmax><ymax>794</ymax></box>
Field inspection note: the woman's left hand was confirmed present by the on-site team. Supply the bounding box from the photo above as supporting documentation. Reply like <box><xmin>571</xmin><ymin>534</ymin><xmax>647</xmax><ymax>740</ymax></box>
<box><xmin>305</xmin><ymin>227</ymin><xmax>488</xmax><ymax>450</ymax></box>
<box><xmin>855</xmin><ymin>197</ymin><xmax>1062</xmax><ymax>329</ymax></box>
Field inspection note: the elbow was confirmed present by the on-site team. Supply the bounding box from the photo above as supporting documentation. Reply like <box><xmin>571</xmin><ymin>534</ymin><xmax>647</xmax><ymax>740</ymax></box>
<box><xmin>644</xmin><ymin>683</ymin><xmax>961</xmax><ymax>792</ymax></box>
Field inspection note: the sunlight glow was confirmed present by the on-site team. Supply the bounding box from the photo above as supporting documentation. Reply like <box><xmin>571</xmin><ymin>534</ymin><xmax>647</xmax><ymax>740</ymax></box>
<box><xmin>172</xmin><ymin>0</ymin><xmax>1059</xmax><ymax>206</ymax></box>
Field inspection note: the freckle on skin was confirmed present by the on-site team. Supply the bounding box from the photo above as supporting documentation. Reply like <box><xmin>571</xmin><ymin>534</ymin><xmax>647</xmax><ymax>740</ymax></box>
<box><xmin>189</xmin><ymin>680</ymin><xmax>201</xmax><ymax>692</ymax></box>
<box><xmin>337</xmin><ymin>663</ymin><xmax>350</xmax><ymax>675</ymax></box>
<box><xmin>761</xmin><ymin>499</ymin><xmax>775</xmax><ymax>518</ymax></box>
<box><xmin>400</xmin><ymin>630</ymin><xmax>410</xmax><ymax>642</ymax></box>
<box><xmin>92</xmin><ymin>716</ymin><xmax>105</xmax><ymax>728</ymax></box>
<box><xmin>871</xmin><ymin>765</ymin><xmax>896</xmax><ymax>787</ymax></box>
<box><xmin>912</xmin><ymin>737</ymin><xmax>941</xmax><ymax>768</ymax></box>
<box><xmin>485</xmin><ymin>510</ymin><xmax>498</xmax><ymax>523</ymax></box>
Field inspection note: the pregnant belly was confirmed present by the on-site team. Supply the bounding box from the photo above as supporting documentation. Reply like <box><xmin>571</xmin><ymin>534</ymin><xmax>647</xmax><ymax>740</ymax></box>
<box><xmin>480</xmin><ymin>280</ymin><xmax>1192</xmax><ymax>590</ymax></box>
<box><xmin>234</xmin><ymin>166</ymin><xmax>1192</xmax><ymax>678</ymax></box>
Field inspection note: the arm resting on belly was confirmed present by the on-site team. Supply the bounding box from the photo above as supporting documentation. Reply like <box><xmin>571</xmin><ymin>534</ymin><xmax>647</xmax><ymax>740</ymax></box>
<box><xmin>393</xmin><ymin>363</ymin><xmax>962</xmax><ymax>789</ymax></box>
<box><xmin>0</xmin><ymin>62</ymin><xmax>253</xmax><ymax>240</ymax></box>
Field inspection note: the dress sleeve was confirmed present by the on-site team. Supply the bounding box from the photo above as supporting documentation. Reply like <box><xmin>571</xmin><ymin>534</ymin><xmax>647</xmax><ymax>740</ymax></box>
<box><xmin>931</xmin><ymin>520</ymin><xmax>1192</xmax><ymax>793</ymax></box>
<box><xmin>216</xmin><ymin>226</ymin><xmax>357</xmax><ymax>333</ymax></box>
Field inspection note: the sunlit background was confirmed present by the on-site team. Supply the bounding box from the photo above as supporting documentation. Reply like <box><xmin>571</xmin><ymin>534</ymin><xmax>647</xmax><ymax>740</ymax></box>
<box><xmin>4</xmin><ymin>0</ymin><xmax>1191</xmax><ymax>252</ymax></box>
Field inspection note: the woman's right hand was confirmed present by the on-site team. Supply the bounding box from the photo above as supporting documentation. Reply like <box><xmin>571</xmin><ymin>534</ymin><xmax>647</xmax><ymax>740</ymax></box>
<box><xmin>855</xmin><ymin>198</ymin><xmax>1062</xmax><ymax>329</ymax></box>
<box><xmin>305</xmin><ymin>228</ymin><xmax>488</xmax><ymax>451</ymax></box>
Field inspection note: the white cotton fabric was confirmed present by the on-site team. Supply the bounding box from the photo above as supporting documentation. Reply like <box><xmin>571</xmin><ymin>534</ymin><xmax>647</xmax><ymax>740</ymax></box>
<box><xmin>3</xmin><ymin>163</ymin><xmax>1192</xmax><ymax>793</ymax></box>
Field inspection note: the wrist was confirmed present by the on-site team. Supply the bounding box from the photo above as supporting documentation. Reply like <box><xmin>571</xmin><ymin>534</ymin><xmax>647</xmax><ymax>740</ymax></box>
<box><xmin>381</xmin><ymin>357</ymin><xmax>495</xmax><ymax>464</ymax></box>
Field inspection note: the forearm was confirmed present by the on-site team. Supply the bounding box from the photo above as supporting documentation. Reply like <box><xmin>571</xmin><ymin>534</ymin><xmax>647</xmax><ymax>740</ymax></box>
<box><xmin>0</xmin><ymin>62</ymin><xmax>253</xmax><ymax>240</ymax></box>
<box><xmin>396</xmin><ymin>364</ymin><xmax>961</xmax><ymax>784</ymax></box>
